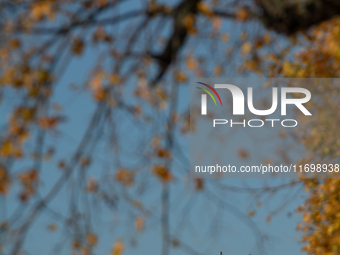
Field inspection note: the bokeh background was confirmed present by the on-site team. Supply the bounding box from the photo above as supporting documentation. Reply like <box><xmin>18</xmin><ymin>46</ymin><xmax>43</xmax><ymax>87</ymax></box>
<box><xmin>0</xmin><ymin>0</ymin><xmax>340</xmax><ymax>255</ymax></box>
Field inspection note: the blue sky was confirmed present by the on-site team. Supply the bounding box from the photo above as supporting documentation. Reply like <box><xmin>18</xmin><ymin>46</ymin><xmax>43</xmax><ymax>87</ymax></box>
<box><xmin>12</xmin><ymin>42</ymin><xmax>305</xmax><ymax>255</ymax></box>
<box><xmin>0</xmin><ymin>1</ymin><xmax>308</xmax><ymax>254</ymax></box>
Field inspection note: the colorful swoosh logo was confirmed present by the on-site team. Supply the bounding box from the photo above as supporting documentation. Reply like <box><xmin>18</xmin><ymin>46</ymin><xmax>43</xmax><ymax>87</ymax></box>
<box><xmin>196</xmin><ymin>82</ymin><xmax>222</xmax><ymax>106</ymax></box>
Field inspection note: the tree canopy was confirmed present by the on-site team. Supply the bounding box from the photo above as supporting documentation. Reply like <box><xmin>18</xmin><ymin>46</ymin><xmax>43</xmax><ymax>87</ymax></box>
<box><xmin>0</xmin><ymin>0</ymin><xmax>339</xmax><ymax>255</ymax></box>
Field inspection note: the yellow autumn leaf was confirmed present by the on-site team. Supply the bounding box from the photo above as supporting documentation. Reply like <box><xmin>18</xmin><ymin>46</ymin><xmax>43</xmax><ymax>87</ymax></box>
<box><xmin>89</xmin><ymin>71</ymin><xmax>105</xmax><ymax>90</ymax></box>
<box><xmin>195</xmin><ymin>178</ymin><xmax>203</xmax><ymax>191</ymax></box>
<box><xmin>183</xmin><ymin>14</ymin><xmax>196</xmax><ymax>34</ymax></box>
<box><xmin>0</xmin><ymin>140</ymin><xmax>12</xmax><ymax>156</ymax></box>
<box><xmin>72</xmin><ymin>37</ymin><xmax>85</xmax><ymax>55</ymax></box>
<box><xmin>221</xmin><ymin>33</ymin><xmax>230</xmax><ymax>42</ymax></box>
<box><xmin>197</xmin><ymin>2</ymin><xmax>213</xmax><ymax>17</ymax></box>
<box><xmin>109</xmin><ymin>73</ymin><xmax>122</xmax><ymax>85</ymax></box>
<box><xmin>282</xmin><ymin>61</ymin><xmax>294</xmax><ymax>76</ymax></box>
<box><xmin>212</xmin><ymin>17</ymin><xmax>222</xmax><ymax>31</ymax></box>
<box><xmin>186</xmin><ymin>57</ymin><xmax>197</xmax><ymax>71</ymax></box>
<box><xmin>156</xmin><ymin>147</ymin><xmax>171</xmax><ymax>159</ymax></box>
<box><xmin>86</xmin><ymin>177</ymin><xmax>97</xmax><ymax>192</ymax></box>
<box><xmin>112</xmin><ymin>240</ymin><xmax>124</xmax><ymax>255</ymax></box>
<box><xmin>86</xmin><ymin>233</ymin><xmax>98</xmax><ymax>247</ymax></box>
<box><xmin>247</xmin><ymin>211</ymin><xmax>256</xmax><ymax>217</ymax></box>
<box><xmin>236</xmin><ymin>7</ymin><xmax>249</xmax><ymax>21</ymax></box>
<box><xmin>80</xmin><ymin>156</ymin><xmax>91</xmax><ymax>167</ymax></box>
<box><xmin>93</xmin><ymin>88</ymin><xmax>107</xmax><ymax>101</ymax></box>
<box><xmin>9</xmin><ymin>39</ymin><xmax>21</xmax><ymax>49</ymax></box>
<box><xmin>39</xmin><ymin>116</ymin><xmax>59</xmax><ymax>130</ymax></box>
<box><xmin>213</xmin><ymin>65</ymin><xmax>222</xmax><ymax>76</ymax></box>
<box><xmin>0</xmin><ymin>166</ymin><xmax>11</xmax><ymax>195</ymax></box>
<box><xmin>134</xmin><ymin>216</ymin><xmax>144</xmax><ymax>232</ymax></box>
<box><xmin>31</xmin><ymin>2</ymin><xmax>55</xmax><ymax>20</ymax></box>
<box><xmin>241</xmin><ymin>42</ymin><xmax>252</xmax><ymax>55</ymax></box>
<box><xmin>175</xmin><ymin>71</ymin><xmax>187</xmax><ymax>83</ymax></box>
<box><xmin>152</xmin><ymin>165</ymin><xmax>173</xmax><ymax>182</ymax></box>
<box><xmin>263</xmin><ymin>33</ymin><xmax>271</xmax><ymax>44</ymax></box>
<box><xmin>115</xmin><ymin>169</ymin><xmax>134</xmax><ymax>187</ymax></box>
<box><xmin>238</xmin><ymin>149</ymin><xmax>249</xmax><ymax>159</ymax></box>
<box><xmin>47</xmin><ymin>223</ymin><xmax>58</xmax><ymax>232</ymax></box>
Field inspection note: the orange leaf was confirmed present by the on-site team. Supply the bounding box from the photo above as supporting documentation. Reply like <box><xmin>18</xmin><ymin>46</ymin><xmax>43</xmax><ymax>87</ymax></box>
<box><xmin>0</xmin><ymin>166</ymin><xmax>11</xmax><ymax>195</ymax></box>
<box><xmin>47</xmin><ymin>223</ymin><xmax>58</xmax><ymax>232</ymax></box>
<box><xmin>86</xmin><ymin>178</ymin><xmax>97</xmax><ymax>192</ymax></box>
<box><xmin>115</xmin><ymin>169</ymin><xmax>134</xmax><ymax>187</ymax></box>
<box><xmin>175</xmin><ymin>71</ymin><xmax>188</xmax><ymax>83</ymax></box>
<box><xmin>156</xmin><ymin>148</ymin><xmax>171</xmax><ymax>159</ymax></box>
<box><xmin>152</xmin><ymin>165</ymin><xmax>173</xmax><ymax>182</ymax></box>
<box><xmin>80</xmin><ymin>156</ymin><xmax>91</xmax><ymax>167</ymax></box>
<box><xmin>186</xmin><ymin>57</ymin><xmax>197</xmax><ymax>70</ymax></box>
<box><xmin>213</xmin><ymin>65</ymin><xmax>222</xmax><ymax>76</ymax></box>
<box><xmin>93</xmin><ymin>88</ymin><xmax>107</xmax><ymax>101</ymax></box>
<box><xmin>238</xmin><ymin>149</ymin><xmax>249</xmax><ymax>159</ymax></box>
<box><xmin>134</xmin><ymin>216</ymin><xmax>144</xmax><ymax>232</ymax></box>
<box><xmin>183</xmin><ymin>14</ymin><xmax>196</xmax><ymax>34</ymax></box>
<box><xmin>72</xmin><ymin>37</ymin><xmax>84</xmax><ymax>55</ymax></box>
<box><xmin>197</xmin><ymin>2</ymin><xmax>213</xmax><ymax>17</ymax></box>
<box><xmin>112</xmin><ymin>240</ymin><xmax>124</xmax><ymax>255</ymax></box>
<box><xmin>247</xmin><ymin>211</ymin><xmax>256</xmax><ymax>217</ymax></box>
<box><xmin>39</xmin><ymin>117</ymin><xmax>58</xmax><ymax>130</ymax></box>
<box><xmin>236</xmin><ymin>7</ymin><xmax>249</xmax><ymax>21</ymax></box>
<box><xmin>195</xmin><ymin>178</ymin><xmax>204</xmax><ymax>190</ymax></box>
<box><xmin>86</xmin><ymin>233</ymin><xmax>98</xmax><ymax>247</ymax></box>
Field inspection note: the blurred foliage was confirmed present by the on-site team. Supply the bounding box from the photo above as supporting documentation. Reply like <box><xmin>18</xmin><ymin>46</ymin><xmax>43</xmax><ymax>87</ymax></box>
<box><xmin>0</xmin><ymin>0</ymin><xmax>339</xmax><ymax>255</ymax></box>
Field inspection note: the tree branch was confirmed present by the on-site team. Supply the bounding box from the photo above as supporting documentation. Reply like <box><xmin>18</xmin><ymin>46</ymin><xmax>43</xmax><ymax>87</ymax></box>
<box><xmin>256</xmin><ymin>0</ymin><xmax>340</xmax><ymax>34</ymax></box>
